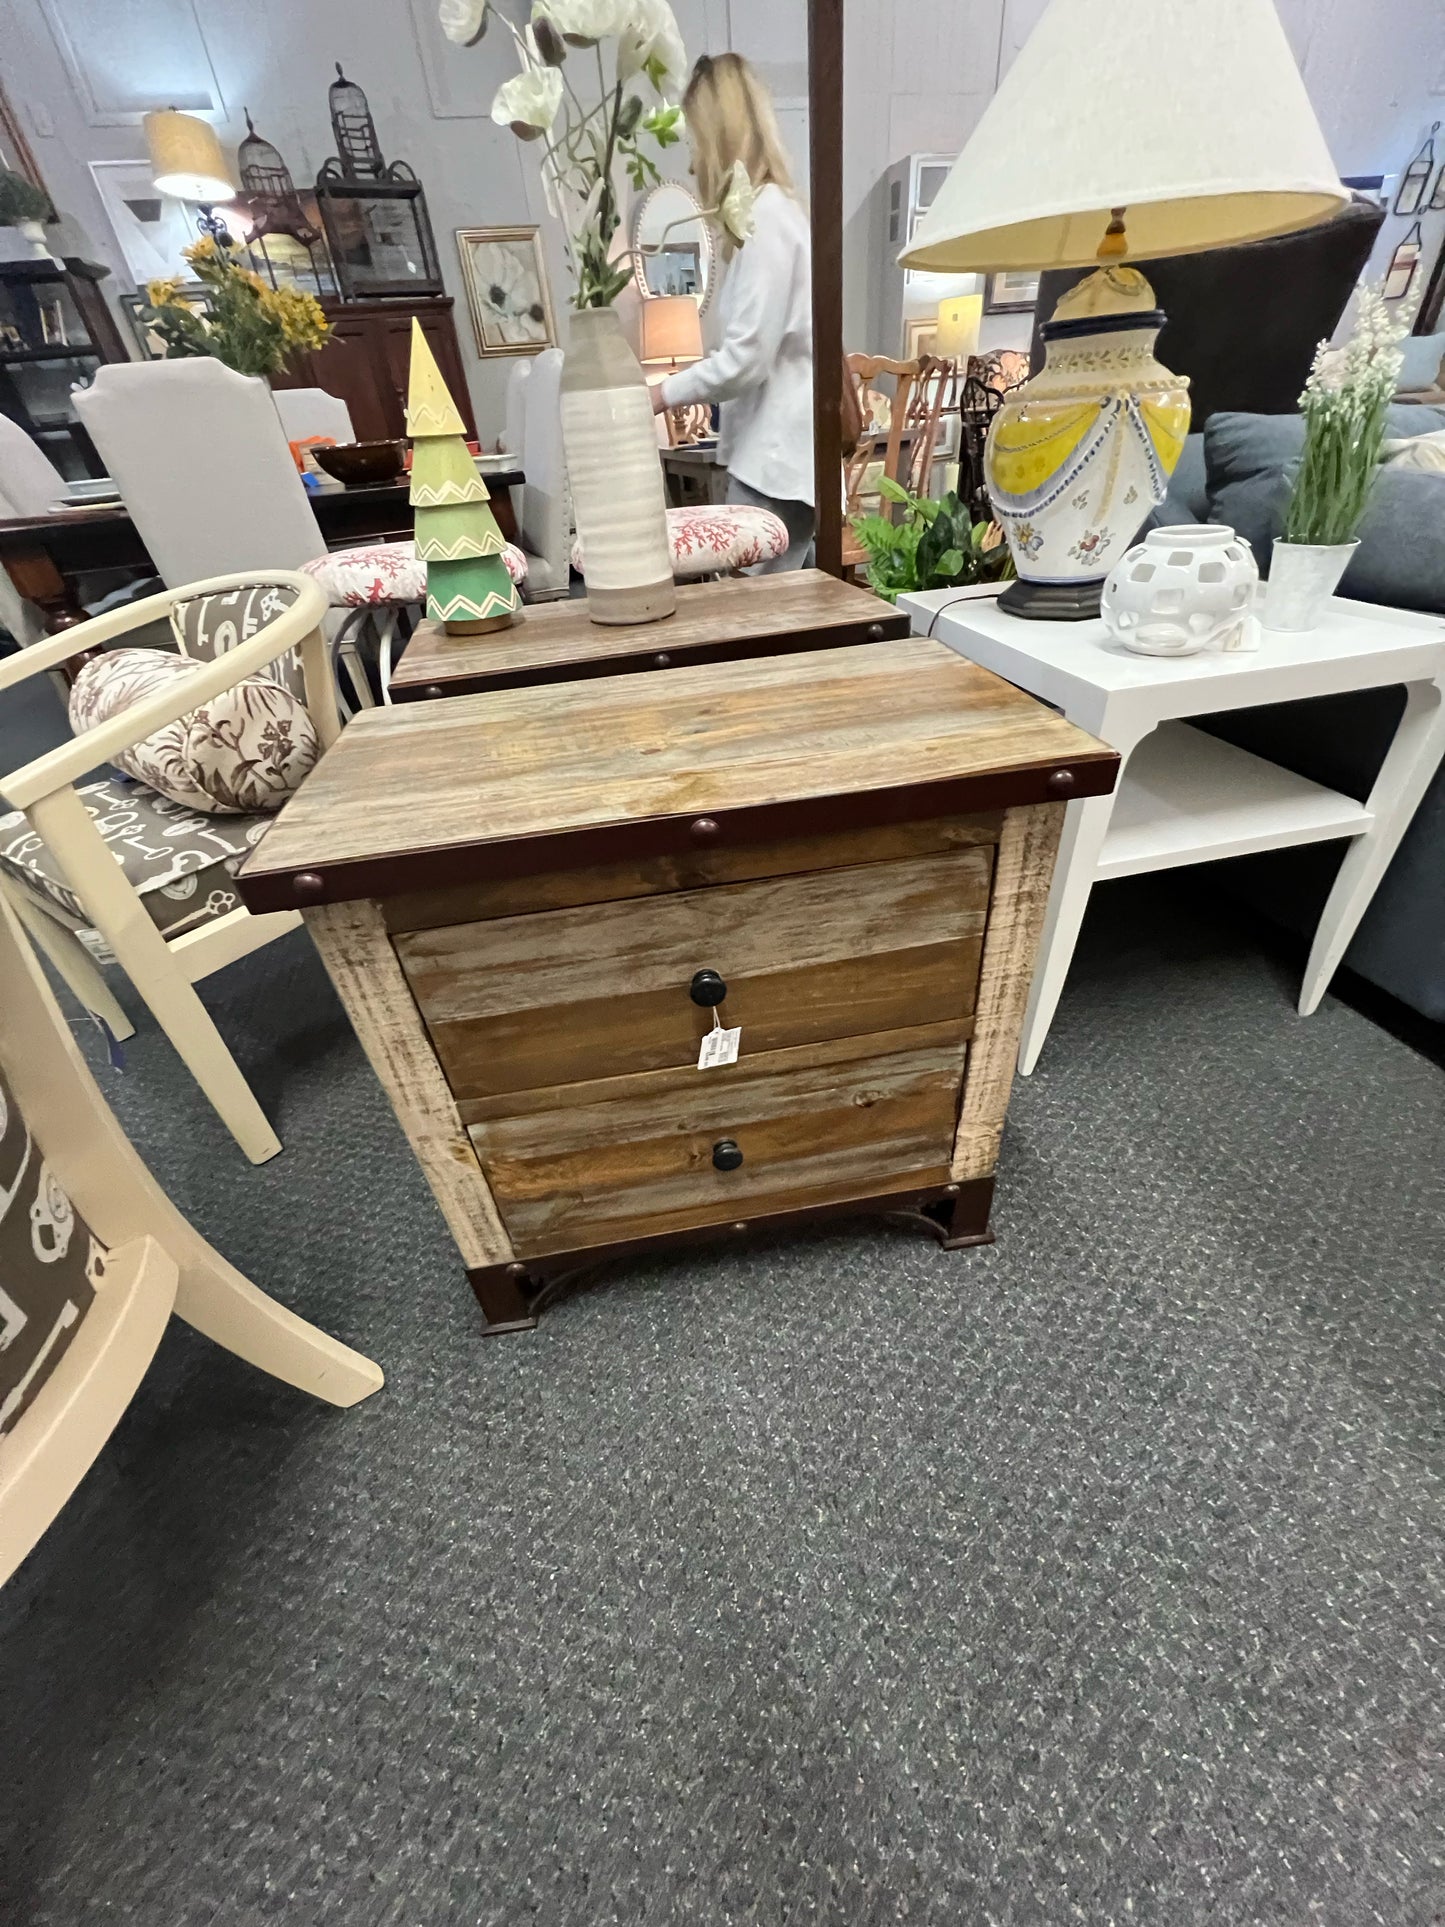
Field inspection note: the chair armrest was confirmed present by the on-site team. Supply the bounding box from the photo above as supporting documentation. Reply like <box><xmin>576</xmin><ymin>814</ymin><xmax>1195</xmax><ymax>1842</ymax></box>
<box><xmin>2</xmin><ymin>571</ymin><xmax>327</xmax><ymax>813</ymax></box>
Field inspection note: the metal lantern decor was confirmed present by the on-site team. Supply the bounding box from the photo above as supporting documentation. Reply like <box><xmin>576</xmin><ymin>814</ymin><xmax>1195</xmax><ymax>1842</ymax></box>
<box><xmin>314</xmin><ymin>64</ymin><xmax>443</xmax><ymax>301</ymax></box>
<box><xmin>237</xmin><ymin>110</ymin><xmax>334</xmax><ymax>294</ymax></box>
<box><xmin>1384</xmin><ymin>220</ymin><xmax>1424</xmax><ymax>302</ymax></box>
<box><xmin>1394</xmin><ymin>125</ymin><xmax>1438</xmax><ymax>216</ymax></box>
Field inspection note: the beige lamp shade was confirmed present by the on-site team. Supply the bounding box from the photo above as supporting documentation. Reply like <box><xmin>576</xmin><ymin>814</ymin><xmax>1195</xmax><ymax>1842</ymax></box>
<box><xmin>900</xmin><ymin>0</ymin><xmax>1347</xmax><ymax>273</ymax></box>
<box><xmin>144</xmin><ymin>109</ymin><xmax>235</xmax><ymax>203</ymax></box>
<box><xmin>934</xmin><ymin>294</ymin><xmax>982</xmax><ymax>362</ymax></box>
<box><xmin>639</xmin><ymin>294</ymin><xmax>704</xmax><ymax>366</ymax></box>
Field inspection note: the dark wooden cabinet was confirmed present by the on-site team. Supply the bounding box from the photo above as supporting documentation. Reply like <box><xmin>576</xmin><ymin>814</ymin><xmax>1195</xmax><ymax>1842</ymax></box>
<box><xmin>0</xmin><ymin>258</ymin><xmax>126</xmax><ymax>479</ymax></box>
<box><xmin>271</xmin><ymin>295</ymin><xmax>476</xmax><ymax>443</ymax></box>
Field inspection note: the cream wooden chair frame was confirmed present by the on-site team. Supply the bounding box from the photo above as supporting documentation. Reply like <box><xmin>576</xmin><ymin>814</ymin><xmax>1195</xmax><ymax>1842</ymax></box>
<box><xmin>0</xmin><ymin>571</ymin><xmax>338</xmax><ymax>1167</ymax></box>
<box><xmin>0</xmin><ymin>890</ymin><xmax>382</xmax><ymax>1587</ymax></box>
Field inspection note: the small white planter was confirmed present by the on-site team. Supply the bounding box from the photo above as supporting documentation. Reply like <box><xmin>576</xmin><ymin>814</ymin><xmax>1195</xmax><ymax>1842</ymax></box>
<box><xmin>1262</xmin><ymin>540</ymin><xmax>1357</xmax><ymax>633</ymax></box>
<box><xmin>1101</xmin><ymin>523</ymin><xmax>1258</xmax><ymax>656</ymax></box>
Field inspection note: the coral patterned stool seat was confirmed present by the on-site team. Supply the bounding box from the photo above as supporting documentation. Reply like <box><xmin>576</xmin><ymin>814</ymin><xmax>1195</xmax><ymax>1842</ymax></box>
<box><xmin>303</xmin><ymin>540</ymin><xmax>528</xmax><ymax>705</ymax></box>
<box><xmin>571</xmin><ymin>505</ymin><xmax>789</xmax><ymax>582</ymax></box>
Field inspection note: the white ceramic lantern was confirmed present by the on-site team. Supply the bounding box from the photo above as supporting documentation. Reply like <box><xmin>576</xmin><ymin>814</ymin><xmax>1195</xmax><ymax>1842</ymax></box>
<box><xmin>1101</xmin><ymin>524</ymin><xmax>1259</xmax><ymax>656</ymax></box>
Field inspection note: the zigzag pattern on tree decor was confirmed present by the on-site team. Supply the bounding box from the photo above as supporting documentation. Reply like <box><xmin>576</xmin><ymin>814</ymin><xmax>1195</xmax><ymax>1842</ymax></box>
<box><xmin>407</xmin><ymin>320</ymin><xmax>519</xmax><ymax>636</ymax></box>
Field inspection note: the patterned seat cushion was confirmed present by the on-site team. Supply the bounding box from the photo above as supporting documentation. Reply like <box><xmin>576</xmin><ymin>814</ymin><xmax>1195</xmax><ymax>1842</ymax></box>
<box><xmin>0</xmin><ymin>1063</ymin><xmax>108</xmax><ymax>1436</ymax></box>
<box><xmin>571</xmin><ymin>505</ymin><xmax>790</xmax><ymax>581</ymax></box>
<box><xmin>170</xmin><ymin>581</ymin><xmax>306</xmax><ymax>702</ymax></box>
<box><xmin>0</xmin><ymin>778</ymin><xmax>271</xmax><ymax>942</ymax></box>
<box><xmin>304</xmin><ymin>539</ymin><xmax>529</xmax><ymax>607</ymax></box>
<box><xmin>68</xmin><ymin>646</ymin><xmax>319</xmax><ymax>817</ymax></box>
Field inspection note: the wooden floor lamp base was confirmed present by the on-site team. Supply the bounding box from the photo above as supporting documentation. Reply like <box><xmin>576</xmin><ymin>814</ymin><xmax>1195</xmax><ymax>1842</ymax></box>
<box><xmin>464</xmin><ymin>1176</ymin><xmax>996</xmax><ymax>1335</ymax></box>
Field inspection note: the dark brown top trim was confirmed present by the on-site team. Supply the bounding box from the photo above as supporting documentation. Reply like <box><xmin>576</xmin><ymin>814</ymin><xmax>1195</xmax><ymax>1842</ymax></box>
<box><xmin>390</xmin><ymin>613</ymin><xmax>910</xmax><ymax>701</ymax></box>
<box><xmin>238</xmin><ymin>755</ymin><xmax>1118</xmax><ymax>913</ymax></box>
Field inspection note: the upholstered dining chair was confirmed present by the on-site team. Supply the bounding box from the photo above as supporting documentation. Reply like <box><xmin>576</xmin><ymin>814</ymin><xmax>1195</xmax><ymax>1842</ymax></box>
<box><xmin>72</xmin><ymin>362</ymin><xmax>384</xmax><ymax>714</ymax></box>
<box><xmin>0</xmin><ymin>887</ymin><xmax>382</xmax><ymax>1588</ymax></box>
<box><xmin>0</xmin><ymin>571</ymin><xmax>336</xmax><ymax>1166</ymax></box>
<box><xmin>271</xmin><ymin>386</ymin><xmax>356</xmax><ymax>447</ymax></box>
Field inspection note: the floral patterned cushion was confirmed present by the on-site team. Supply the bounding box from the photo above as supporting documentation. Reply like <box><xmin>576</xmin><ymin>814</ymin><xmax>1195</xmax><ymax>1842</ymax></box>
<box><xmin>571</xmin><ymin>506</ymin><xmax>790</xmax><ymax>581</ymax></box>
<box><xmin>69</xmin><ymin>646</ymin><xmax>318</xmax><ymax>817</ymax></box>
<box><xmin>0</xmin><ymin>1063</ymin><xmax>108</xmax><ymax>1436</ymax></box>
<box><xmin>304</xmin><ymin>539</ymin><xmax>529</xmax><ymax>607</ymax></box>
<box><xmin>0</xmin><ymin>778</ymin><xmax>270</xmax><ymax>941</ymax></box>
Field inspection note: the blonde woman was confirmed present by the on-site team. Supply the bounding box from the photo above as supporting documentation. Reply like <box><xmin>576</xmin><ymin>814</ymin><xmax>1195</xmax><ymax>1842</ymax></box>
<box><xmin>651</xmin><ymin>53</ymin><xmax>814</xmax><ymax>571</ymax></box>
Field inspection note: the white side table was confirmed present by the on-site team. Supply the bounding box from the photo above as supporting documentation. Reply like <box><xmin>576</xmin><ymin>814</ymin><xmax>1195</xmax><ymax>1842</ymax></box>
<box><xmin>901</xmin><ymin>586</ymin><xmax>1445</xmax><ymax>1073</ymax></box>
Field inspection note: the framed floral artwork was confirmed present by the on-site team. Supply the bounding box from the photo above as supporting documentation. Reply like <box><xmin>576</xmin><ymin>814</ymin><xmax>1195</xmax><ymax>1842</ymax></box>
<box><xmin>455</xmin><ymin>225</ymin><xmax>557</xmax><ymax>357</ymax></box>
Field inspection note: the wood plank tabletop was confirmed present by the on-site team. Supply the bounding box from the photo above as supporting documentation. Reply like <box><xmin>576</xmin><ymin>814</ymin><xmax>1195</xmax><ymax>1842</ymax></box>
<box><xmin>390</xmin><ymin>569</ymin><xmax>907</xmax><ymax>698</ymax></box>
<box><xmin>241</xmin><ymin>637</ymin><xmax>1117</xmax><ymax>910</ymax></box>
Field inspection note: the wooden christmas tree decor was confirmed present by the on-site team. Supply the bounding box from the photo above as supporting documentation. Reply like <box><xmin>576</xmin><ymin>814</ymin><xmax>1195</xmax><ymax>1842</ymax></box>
<box><xmin>407</xmin><ymin>319</ymin><xmax>519</xmax><ymax>635</ymax></box>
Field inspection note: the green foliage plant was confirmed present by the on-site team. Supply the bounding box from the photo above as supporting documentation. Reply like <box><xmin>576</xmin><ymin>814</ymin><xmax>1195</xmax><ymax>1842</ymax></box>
<box><xmin>850</xmin><ymin>476</ymin><xmax>1015</xmax><ymax>602</ymax></box>
<box><xmin>0</xmin><ymin>168</ymin><xmax>53</xmax><ymax>226</ymax></box>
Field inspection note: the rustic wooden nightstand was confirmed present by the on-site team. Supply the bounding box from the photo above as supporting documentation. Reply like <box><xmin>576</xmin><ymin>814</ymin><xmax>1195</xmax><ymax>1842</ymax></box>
<box><xmin>239</xmin><ymin>635</ymin><xmax>1116</xmax><ymax>1334</ymax></box>
<box><xmin>388</xmin><ymin>569</ymin><xmax>908</xmax><ymax>701</ymax></box>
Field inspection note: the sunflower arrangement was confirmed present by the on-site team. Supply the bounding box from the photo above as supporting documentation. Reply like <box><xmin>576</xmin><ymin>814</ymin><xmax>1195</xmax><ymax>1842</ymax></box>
<box><xmin>144</xmin><ymin>237</ymin><xmax>330</xmax><ymax>379</ymax></box>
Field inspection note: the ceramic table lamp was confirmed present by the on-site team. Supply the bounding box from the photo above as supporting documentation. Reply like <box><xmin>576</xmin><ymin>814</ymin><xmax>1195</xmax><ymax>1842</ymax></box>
<box><xmin>144</xmin><ymin>108</ymin><xmax>237</xmax><ymax>247</ymax></box>
<box><xmin>900</xmin><ymin>0</ymin><xmax>1347</xmax><ymax>619</ymax></box>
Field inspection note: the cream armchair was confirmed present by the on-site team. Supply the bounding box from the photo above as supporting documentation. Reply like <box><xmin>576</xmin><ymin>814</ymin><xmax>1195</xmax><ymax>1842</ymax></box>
<box><xmin>0</xmin><ymin>888</ymin><xmax>381</xmax><ymax>1588</ymax></box>
<box><xmin>0</xmin><ymin>571</ymin><xmax>337</xmax><ymax>1166</ymax></box>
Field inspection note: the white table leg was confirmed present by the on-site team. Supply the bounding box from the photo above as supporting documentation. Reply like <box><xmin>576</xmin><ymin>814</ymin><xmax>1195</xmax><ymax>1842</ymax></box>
<box><xmin>1018</xmin><ymin>788</ymin><xmax>1119</xmax><ymax>1074</ymax></box>
<box><xmin>1300</xmin><ymin>677</ymin><xmax>1445</xmax><ymax>1016</ymax></box>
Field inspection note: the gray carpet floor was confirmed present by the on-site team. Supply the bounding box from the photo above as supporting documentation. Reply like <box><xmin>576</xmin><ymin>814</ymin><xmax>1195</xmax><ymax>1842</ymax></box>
<box><xmin>1</xmin><ymin>862</ymin><xmax>1442</xmax><ymax>1926</ymax></box>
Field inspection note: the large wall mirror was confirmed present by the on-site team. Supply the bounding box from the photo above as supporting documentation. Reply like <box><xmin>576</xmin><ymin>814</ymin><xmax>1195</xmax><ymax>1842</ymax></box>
<box><xmin>630</xmin><ymin>182</ymin><xmax>716</xmax><ymax>312</ymax></box>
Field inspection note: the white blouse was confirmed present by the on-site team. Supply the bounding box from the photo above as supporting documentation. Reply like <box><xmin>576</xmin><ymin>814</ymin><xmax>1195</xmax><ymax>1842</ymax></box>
<box><xmin>659</xmin><ymin>185</ymin><xmax>815</xmax><ymax>507</ymax></box>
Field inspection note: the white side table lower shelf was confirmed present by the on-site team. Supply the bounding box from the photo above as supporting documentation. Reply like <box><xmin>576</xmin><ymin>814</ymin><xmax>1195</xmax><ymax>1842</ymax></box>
<box><xmin>901</xmin><ymin>586</ymin><xmax>1445</xmax><ymax>1073</ymax></box>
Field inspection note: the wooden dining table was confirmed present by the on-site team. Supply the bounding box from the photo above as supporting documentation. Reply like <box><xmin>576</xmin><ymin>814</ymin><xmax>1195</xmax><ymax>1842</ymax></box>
<box><xmin>0</xmin><ymin>466</ymin><xmax>525</xmax><ymax>635</ymax></box>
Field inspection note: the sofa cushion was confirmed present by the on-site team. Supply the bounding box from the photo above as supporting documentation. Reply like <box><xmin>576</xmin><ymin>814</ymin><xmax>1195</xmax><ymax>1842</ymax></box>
<box><xmin>1397</xmin><ymin>330</ymin><xmax>1445</xmax><ymax>393</ymax></box>
<box><xmin>0</xmin><ymin>777</ymin><xmax>270</xmax><ymax>940</ymax></box>
<box><xmin>69</xmin><ymin>646</ymin><xmax>318</xmax><ymax>816</ymax></box>
<box><xmin>0</xmin><ymin>1063</ymin><xmax>107</xmax><ymax>1436</ymax></box>
<box><xmin>1203</xmin><ymin>408</ymin><xmax>1445</xmax><ymax>608</ymax></box>
<box><xmin>572</xmin><ymin>505</ymin><xmax>790</xmax><ymax>580</ymax></box>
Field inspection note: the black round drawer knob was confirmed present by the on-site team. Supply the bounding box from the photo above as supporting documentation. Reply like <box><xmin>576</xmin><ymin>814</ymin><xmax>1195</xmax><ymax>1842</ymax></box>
<box><xmin>292</xmin><ymin>871</ymin><xmax>326</xmax><ymax>902</ymax></box>
<box><xmin>866</xmin><ymin>621</ymin><xmax>884</xmax><ymax>641</ymax></box>
<box><xmin>690</xmin><ymin>816</ymin><xmax>720</xmax><ymax>841</ymax></box>
<box><xmin>690</xmin><ymin>968</ymin><xmax>728</xmax><ymax>1007</ymax></box>
<box><xmin>424</xmin><ymin>684</ymin><xmax>444</xmax><ymax>700</ymax></box>
<box><xmin>712</xmin><ymin>1138</ymin><xmax>744</xmax><ymax>1172</ymax></box>
<box><xmin>653</xmin><ymin>651</ymin><xmax>672</xmax><ymax>668</ymax></box>
<box><xmin>1047</xmin><ymin>769</ymin><xmax>1077</xmax><ymax>796</ymax></box>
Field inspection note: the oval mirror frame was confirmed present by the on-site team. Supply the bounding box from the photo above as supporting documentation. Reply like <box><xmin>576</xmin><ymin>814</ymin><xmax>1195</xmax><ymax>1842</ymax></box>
<box><xmin>630</xmin><ymin>181</ymin><xmax>717</xmax><ymax>314</ymax></box>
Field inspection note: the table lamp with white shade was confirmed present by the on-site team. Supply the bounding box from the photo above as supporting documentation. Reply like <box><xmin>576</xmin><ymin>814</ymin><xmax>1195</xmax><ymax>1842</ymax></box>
<box><xmin>639</xmin><ymin>293</ymin><xmax>707</xmax><ymax>443</ymax></box>
<box><xmin>900</xmin><ymin>0</ymin><xmax>1347</xmax><ymax>619</ymax></box>
<box><xmin>143</xmin><ymin>108</ymin><xmax>238</xmax><ymax>249</ymax></box>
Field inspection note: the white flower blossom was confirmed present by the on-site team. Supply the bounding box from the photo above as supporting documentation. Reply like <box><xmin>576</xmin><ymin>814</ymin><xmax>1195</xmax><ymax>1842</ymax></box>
<box><xmin>718</xmin><ymin>160</ymin><xmax>758</xmax><ymax>244</ymax></box>
<box><xmin>616</xmin><ymin>0</ymin><xmax>687</xmax><ymax>90</ymax></box>
<box><xmin>491</xmin><ymin>66</ymin><xmax>564</xmax><ymax>137</ymax></box>
<box><xmin>439</xmin><ymin>0</ymin><xmax>489</xmax><ymax>46</ymax></box>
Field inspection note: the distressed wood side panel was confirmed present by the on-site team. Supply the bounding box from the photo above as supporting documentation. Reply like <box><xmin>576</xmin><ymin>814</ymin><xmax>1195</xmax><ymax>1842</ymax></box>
<box><xmin>396</xmin><ymin>849</ymin><xmax>992</xmax><ymax>1099</ymax></box>
<box><xmin>470</xmin><ymin>1030</ymin><xmax>968</xmax><ymax>1255</ymax></box>
<box><xmin>302</xmin><ymin>900</ymin><xmax>514</xmax><ymax>1268</ymax></box>
<box><xmin>382</xmin><ymin>812</ymin><xmax>1004</xmax><ymax>932</ymax></box>
<box><xmin>951</xmin><ymin>801</ymin><xmax>1065</xmax><ymax>1182</ymax></box>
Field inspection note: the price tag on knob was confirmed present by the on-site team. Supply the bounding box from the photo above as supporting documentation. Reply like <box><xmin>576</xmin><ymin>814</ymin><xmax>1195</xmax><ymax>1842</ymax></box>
<box><xmin>697</xmin><ymin>1009</ymin><xmax>741</xmax><ymax>1070</ymax></box>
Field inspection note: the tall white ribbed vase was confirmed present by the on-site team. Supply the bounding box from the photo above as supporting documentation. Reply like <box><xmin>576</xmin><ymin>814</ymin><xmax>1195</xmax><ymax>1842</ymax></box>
<box><xmin>560</xmin><ymin>306</ymin><xmax>675</xmax><ymax>626</ymax></box>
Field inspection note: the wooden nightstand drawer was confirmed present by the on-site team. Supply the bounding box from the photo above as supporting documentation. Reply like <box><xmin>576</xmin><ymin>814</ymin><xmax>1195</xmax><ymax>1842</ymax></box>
<box><xmin>464</xmin><ymin>1024</ymin><xmax>969</xmax><ymax>1254</ymax></box>
<box><xmin>394</xmin><ymin>847</ymin><xmax>993</xmax><ymax>1100</ymax></box>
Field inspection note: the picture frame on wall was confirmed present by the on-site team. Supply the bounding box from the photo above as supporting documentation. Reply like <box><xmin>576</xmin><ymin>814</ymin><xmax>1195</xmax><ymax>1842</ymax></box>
<box><xmin>89</xmin><ymin>158</ymin><xmax>204</xmax><ymax>286</ymax></box>
<box><xmin>903</xmin><ymin>317</ymin><xmax>939</xmax><ymax>359</ymax></box>
<box><xmin>984</xmin><ymin>270</ymin><xmax>1041</xmax><ymax>315</ymax></box>
<box><xmin>456</xmin><ymin>225</ymin><xmax>557</xmax><ymax>357</ymax></box>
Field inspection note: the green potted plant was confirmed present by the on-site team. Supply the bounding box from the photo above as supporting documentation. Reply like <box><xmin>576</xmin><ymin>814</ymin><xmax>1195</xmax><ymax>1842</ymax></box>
<box><xmin>850</xmin><ymin>478</ymin><xmax>1014</xmax><ymax>602</ymax></box>
<box><xmin>1267</xmin><ymin>285</ymin><xmax>1405</xmax><ymax>633</ymax></box>
<box><xmin>0</xmin><ymin>167</ymin><xmax>57</xmax><ymax>262</ymax></box>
